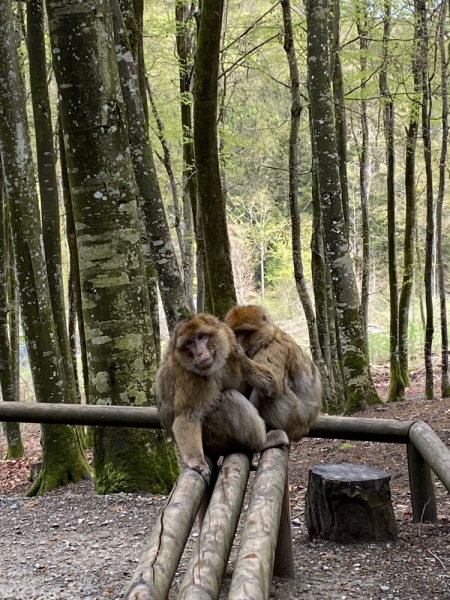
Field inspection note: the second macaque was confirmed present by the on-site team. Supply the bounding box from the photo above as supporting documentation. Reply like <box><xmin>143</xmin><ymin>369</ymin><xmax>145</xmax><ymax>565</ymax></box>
<box><xmin>225</xmin><ymin>305</ymin><xmax>322</xmax><ymax>441</ymax></box>
<box><xmin>156</xmin><ymin>313</ymin><xmax>288</xmax><ymax>484</ymax></box>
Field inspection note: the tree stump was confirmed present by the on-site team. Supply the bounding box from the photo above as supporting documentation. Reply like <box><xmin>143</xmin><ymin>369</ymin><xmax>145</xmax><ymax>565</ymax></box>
<box><xmin>305</xmin><ymin>463</ymin><xmax>397</xmax><ymax>543</ymax></box>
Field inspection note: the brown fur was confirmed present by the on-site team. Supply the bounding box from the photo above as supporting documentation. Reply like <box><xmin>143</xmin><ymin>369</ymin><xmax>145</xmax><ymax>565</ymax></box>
<box><xmin>156</xmin><ymin>313</ymin><xmax>288</xmax><ymax>483</ymax></box>
<box><xmin>225</xmin><ymin>305</ymin><xmax>322</xmax><ymax>441</ymax></box>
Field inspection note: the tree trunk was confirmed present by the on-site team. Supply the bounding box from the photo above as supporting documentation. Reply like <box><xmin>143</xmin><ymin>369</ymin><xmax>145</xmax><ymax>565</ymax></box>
<box><xmin>0</xmin><ymin>0</ymin><xmax>90</xmax><ymax>494</ymax></box>
<box><xmin>330</xmin><ymin>0</ymin><xmax>349</xmax><ymax>234</ymax></box>
<box><xmin>305</xmin><ymin>0</ymin><xmax>379</xmax><ymax>414</ymax></box>
<box><xmin>147</xmin><ymin>80</ymin><xmax>195</xmax><ymax>313</ymax></box>
<box><xmin>281</xmin><ymin>0</ymin><xmax>332</xmax><ymax>412</ymax></box>
<box><xmin>399</xmin><ymin>19</ymin><xmax>420</xmax><ymax>387</ymax></box>
<box><xmin>59</xmin><ymin>120</ymin><xmax>89</xmax><ymax>404</ymax></box>
<box><xmin>111</xmin><ymin>0</ymin><xmax>190</xmax><ymax>332</ymax></box>
<box><xmin>356</xmin><ymin>7</ymin><xmax>371</xmax><ymax>351</ymax></box>
<box><xmin>46</xmin><ymin>0</ymin><xmax>179</xmax><ymax>494</ymax></box>
<box><xmin>194</xmin><ymin>0</ymin><xmax>237</xmax><ymax>316</ymax></box>
<box><xmin>0</xmin><ymin>161</ymin><xmax>24</xmax><ymax>459</ymax></box>
<box><xmin>436</xmin><ymin>0</ymin><xmax>450</xmax><ymax>397</ymax></box>
<box><xmin>418</xmin><ymin>0</ymin><xmax>434</xmax><ymax>399</ymax></box>
<box><xmin>380</xmin><ymin>0</ymin><xmax>404</xmax><ymax>402</ymax></box>
<box><xmin>27</xmin><ymin>0</ymin><xmax>79</xmax><ymax>406</ymax></box>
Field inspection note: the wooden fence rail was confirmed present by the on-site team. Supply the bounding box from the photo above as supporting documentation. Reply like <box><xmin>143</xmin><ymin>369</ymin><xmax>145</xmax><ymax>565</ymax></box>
<box><xmin>1</xmin><ymin>401</ymin><xmax>449</xmax><ymax>519</ymax></box>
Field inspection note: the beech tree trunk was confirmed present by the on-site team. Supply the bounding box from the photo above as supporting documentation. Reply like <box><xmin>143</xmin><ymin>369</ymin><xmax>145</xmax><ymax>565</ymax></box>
<box><xmin>306</xmin><ymin>0</ymin><xmax>379</xmax><ymax>414</ymax></box>
<box><xmin>27</xmin><ymin>0</ymin><xmax>79</xmax><ymax>406</ymax></box>
<box><xmin>194</xmin><ymin>0</ymin><xmax>237</xmax><ymax>316</ymax></box>
<box><xmin>46</xmin><ymin>0</ymin><xmax>179</xmax><ymax>494</ymax></box>
<box><xmin>380</xmin><ymin>0</ymin><xmax>404</xmax><ymax>402</ymax></box>
<box><xmin>436</xmin><ymin>0</ymin><xmax>450</xmax><ymax>397</ymax></box>
<box><xmin>418</xmin><ymin>0</ymin><xmax>435</xmax><ymax>399</ymax></box>
<box><xmin>399</xmin><ymin>17</ymin><xmax>420</xmax><ymax>387</ymax></box>
<box><xmin>0</xmin><ymin>0</ymin><xmax>91</xmax><ymax>494</ymax></box>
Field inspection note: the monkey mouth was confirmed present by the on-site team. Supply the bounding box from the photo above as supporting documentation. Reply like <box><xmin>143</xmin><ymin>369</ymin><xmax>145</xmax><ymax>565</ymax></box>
<box><xmin>196</xmin><ymin>357</ymin><xmax>214</xmax><ymax>370</ymax></box>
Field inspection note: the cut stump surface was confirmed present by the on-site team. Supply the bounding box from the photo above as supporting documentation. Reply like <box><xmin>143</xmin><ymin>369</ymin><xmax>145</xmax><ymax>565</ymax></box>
<box><xmin>305</xmin><ymin>463</ymin><xmax>398</xmax><ymax>543</ymax></box>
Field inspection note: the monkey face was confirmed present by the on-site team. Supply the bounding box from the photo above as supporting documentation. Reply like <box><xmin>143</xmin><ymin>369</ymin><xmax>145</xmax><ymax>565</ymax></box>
<box><xmin>173</xmin><ymin>313</ymin><xmax>231</xmax><ymax>376</ymax></box>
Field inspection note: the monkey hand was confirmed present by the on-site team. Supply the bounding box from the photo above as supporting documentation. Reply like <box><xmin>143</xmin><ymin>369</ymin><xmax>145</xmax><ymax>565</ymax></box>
<box><xmin>234</xmin><ymin>343</ymin><xmax>246</xmax><ymax>359</ymax></box>
<box><xmin>190</xmin><ymin>460</ymin><xmax>211</xmax><ymax>485</ymax></box>
<box><xmin>262</xmin><ymin>429</ymin><xmax>290</xmax><ymax>450</ymax></box>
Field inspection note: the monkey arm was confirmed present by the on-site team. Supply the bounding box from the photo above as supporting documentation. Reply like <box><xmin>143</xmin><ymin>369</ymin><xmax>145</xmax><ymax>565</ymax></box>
<box><xmin>235</xmin><ymin>344</ymin><xmax>282</xmax><ymax>398</ymax></box>
<box><xmin>172</xmin><ymin>411</ymin><xmax>211</xmax><ymax>484</ymax></box>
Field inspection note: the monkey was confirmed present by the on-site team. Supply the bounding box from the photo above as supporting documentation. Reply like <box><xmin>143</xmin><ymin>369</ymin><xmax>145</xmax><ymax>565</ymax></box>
<box><xmin>225</xmin><ymin>304</ymin><xmax>322</xmax><ymax>442</ymax></box>
<box><xmin>155</xmin><ymin>312</ymin><xmax>289</xmax><ymax>484</ymax></box>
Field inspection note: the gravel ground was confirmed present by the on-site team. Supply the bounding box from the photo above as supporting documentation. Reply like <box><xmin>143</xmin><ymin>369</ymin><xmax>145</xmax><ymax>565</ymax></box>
<box><xmin>1</xmin><ymin>389</ymin><xmax>450</xmax><ymax>599</ymax></box>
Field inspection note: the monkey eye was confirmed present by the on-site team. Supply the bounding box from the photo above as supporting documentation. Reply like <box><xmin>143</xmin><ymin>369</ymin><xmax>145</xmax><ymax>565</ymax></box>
<box><xmin>185</xmin><ymin>339</ymin><xmax>194</xmax><ymax>347</ymax></box>
<box><xmin>197</xmin><ymin>332</ymin><xmax>208</xmax><ymax>341</ymax></box>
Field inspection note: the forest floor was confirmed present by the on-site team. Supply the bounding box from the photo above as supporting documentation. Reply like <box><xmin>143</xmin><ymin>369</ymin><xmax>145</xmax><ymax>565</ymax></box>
<box><xmin>1</xmin><ymin>363</ymin><xmax>450</xmax><ymax>599</ymax></box>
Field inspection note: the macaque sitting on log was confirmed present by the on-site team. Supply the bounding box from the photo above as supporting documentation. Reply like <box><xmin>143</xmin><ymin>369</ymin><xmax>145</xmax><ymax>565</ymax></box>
<box><xmin>156</xmin><ymin>313</ymin><xmax>288</xmax><ymax>484</ymax></box>
<box><xmin>225</xmin><ymin>305</ymin><xmax>322</xmax><ymax>441</ymax></box>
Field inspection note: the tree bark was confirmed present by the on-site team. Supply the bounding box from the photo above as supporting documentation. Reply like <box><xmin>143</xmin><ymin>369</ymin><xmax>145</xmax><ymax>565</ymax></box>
<box><xmin>0</xmin><ymin>161</ymin><xmax>24</xmax><ymax>459</ymax></box>
<box><xmin>0</xmin><ymin>0</ymin><xmax>90</xmax><ymax>494</ymax></box>
<box><xmin>194</xmin><ymin>0</ymin><xmax>237</xmax><ymax>316</ymax></box>
<box><xmin>436</xmin><ymin>0</ymin><xmax>450</xmax><ymax>397</ymax></box>
<box><xmin>111</xmin><ymin>0</ymin><xmax>190</xmax><ymax>332</ymax></box>
<box><xmin>356</xmin><ymin>6</ymin><xmax>371</xmax><ymax>351</ymax></box>
<box><xmin>306</xmin><ymin>0</ymin><xmax>379</xmax><ymax>413</ymax></box>
<box><xmin>399</xmin><ymin>17</ymin><xmax>420</xmax><ymax>387</ymax></box>
<box><xmin>281</xmin><ymin>0</ymin><xmax>332</xmax><ymax>411</ymax></box>
<box><xmin>417</xmin><ymin>0</ymin><xmax>434</xmax><ymax>399</ymax></box>
<box><xmin>380</xmin><ymin>0</ymin><xmax>404</xmax><ymax>402</ymax></box>
<box><xmin>27</xmin><ymin>0</ymin><xmax>79</xmax><ymax>406</ymax></box>
<box><xmin>46</xmin><ymin>0</ymin><xmax>178</xmax><ymax>493</ymax></box>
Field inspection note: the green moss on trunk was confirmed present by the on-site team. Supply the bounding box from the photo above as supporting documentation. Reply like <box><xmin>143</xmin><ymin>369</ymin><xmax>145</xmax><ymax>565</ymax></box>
<box><xmin>93</xmin><ymin>426</ymin><xmax>179</xmax><ymax>494</ymax></box>
<box><xmin>27</xmin><ymin>424</ymin><xmax>92</xmax><ymax>497</ymax></box>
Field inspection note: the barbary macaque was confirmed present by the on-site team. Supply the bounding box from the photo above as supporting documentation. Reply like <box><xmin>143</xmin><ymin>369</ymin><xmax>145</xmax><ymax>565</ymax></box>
<box><xmin>225</xmin><ymin>304</ymin><xmax>322</xmax><ymax>441</ymax></box>
<box><xmin>156</xmin><ymin>313</ymin><xmax>289</xmax><ymax>484</ymax></box>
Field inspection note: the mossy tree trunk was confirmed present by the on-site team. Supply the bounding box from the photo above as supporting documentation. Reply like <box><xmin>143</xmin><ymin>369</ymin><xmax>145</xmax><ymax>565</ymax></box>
<box><xmin>194</xmin><ymin>0</ymin><xmax>237</xmax><ymax>317</ymax></box>
<box><xmin>356</xmin><ymin>5</ymin><xmax>371</xmax><ymax>351</ymax></box>
<box><xmin>380</xmin><ymin>0</ymin><xmax>405</xmax><ymax>403</ymax></box>
<box><xmin>399</xmin><ymin>13</ymin><xmax>420</xmax><ymax>388</ymax></box>
<box><xmin>0</xmin><ymin>161</ymin><xmax>24</xmax><ymax>459</ymax></box>
<box><xmin>45</xmin><ymin>0</ymin><xmax>179</xmax><ymax>493</ymax></box>
<box><xmin>175</xmin><ymin>1</ymin><xmax>201</xmax><ymax>311</ymax></box>
<box><xmin>436</xmin><ymin>0</ymin><xmax>450</xmax><ymax>398</ymax></box>
<box><xmin>111</xmin><ymin>0</ymin><xmax>190</xmax><ymax>332</ymax></box>
<box><xmin>0</xmin><ymin>0</ymin><xmax>91</xmax><ymax>493</ymax></box>
<box><xmin>281</xmin><ymin>0</ymin><xmax>332</xmax><ymax>412</ymax></box>
<box><xmin>27</xmin><ymin>0</ymin><xmax>80</xmax><ymax>408</ymax></box>
<box><xmin>306</xmin><ymin>0</ymin><xmax>380</xmax><ymax>414</ymax></box>
<box><xmin>418</xmin><ymin>0</ymin><xmax>434</xmax><ymax>400</ymax></box>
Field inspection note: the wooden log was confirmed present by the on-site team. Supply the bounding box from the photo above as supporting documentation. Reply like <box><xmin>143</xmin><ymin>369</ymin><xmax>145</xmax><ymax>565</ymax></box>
<box><xmin>407</xmin><ymin>442</ymin><xmax>437</xmax><ymax>523</ymax></box>
<box><xmin>305</xmin><ymin>463</ymin><xmax>398</xmax><ymax>543</ymax></box>
<box><xmin>0</xmin><ymin>401</ymin><xmax>161</xmax><ymax>429</ymax></box>
<box><xmin>309</xmin><ymin>415</ymin><xmax>413</xmax><ymax>443</ymax></box>
<box><xmin>177</xmin><ymin>453</ymin><xmax>251</xmax><ymax>600</ymax></box>
<box><xmin>228</xmin><ymin>445</ymin><xmax>289</xmax><ymax>600</ymax></box>
<box><xmin>272</xmin><ymin>469</ymin><xmax>294</xmax><ymax>579</ymax></box>
<box><xmin>124</xmin><ymin>468</ymin><xmax>206</xmax><ymax>600</ymax></box>
<box><xmin>409</xmin><ymin>421</ymin><xmax>450</xmax><ymax>493</ymax></box>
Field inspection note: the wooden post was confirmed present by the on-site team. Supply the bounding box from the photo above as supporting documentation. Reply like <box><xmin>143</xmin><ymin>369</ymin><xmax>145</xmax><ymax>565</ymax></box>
<box><xmin>178</xmin><ymin>453</ymin><xmax>251</xmax><ymax>600</ymax></box>
<box><xmin>409</xmin><ymin>421</ymin><xmax>450</xmax><ymax>493</ymax></box>
<box><xmin>273</xmin><ymin>468</ymin><xmax>294</xmax><ymax>579</ymax></box>
<box><xmin>407</xmin><ymin>442</ymin><xmax>437</xmax><ymax>523</ymax></box>
<box><xmin>228</xmin><ymin>445</ymin><xmax>289</xmax><ymax>600</ymax></box>
<box><xmin>124</xmin><ymin>468</ymin><xmax>206</xmax><ymax>600</ymax></box>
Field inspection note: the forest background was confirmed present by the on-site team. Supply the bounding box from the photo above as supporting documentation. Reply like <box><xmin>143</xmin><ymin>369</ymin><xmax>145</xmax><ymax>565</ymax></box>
<box><xmin>0</xmin><ymin>0</ymin><xmax>449</xmax><ymax>495</ymax></box>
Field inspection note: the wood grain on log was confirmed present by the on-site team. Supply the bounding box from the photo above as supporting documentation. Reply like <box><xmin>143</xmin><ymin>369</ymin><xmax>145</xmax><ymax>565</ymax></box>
<box><xmin>305</xmin><ymin>463</ymin><xmax>398</xmax><ymax>543</ymax></box>
<box><xmin>228</xmin><ymin>445</ymin><xmax>289</xmax><ymax>600</ymax></box>
<box><xmin>178</xmin><ymin>453</ymin><xmax>251</xmax><ymax>600</ymax></box>
<box><xmin>124</xmin><ymin>468</ymin><xmax>205</xmax><ymax>600</ymax></box>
